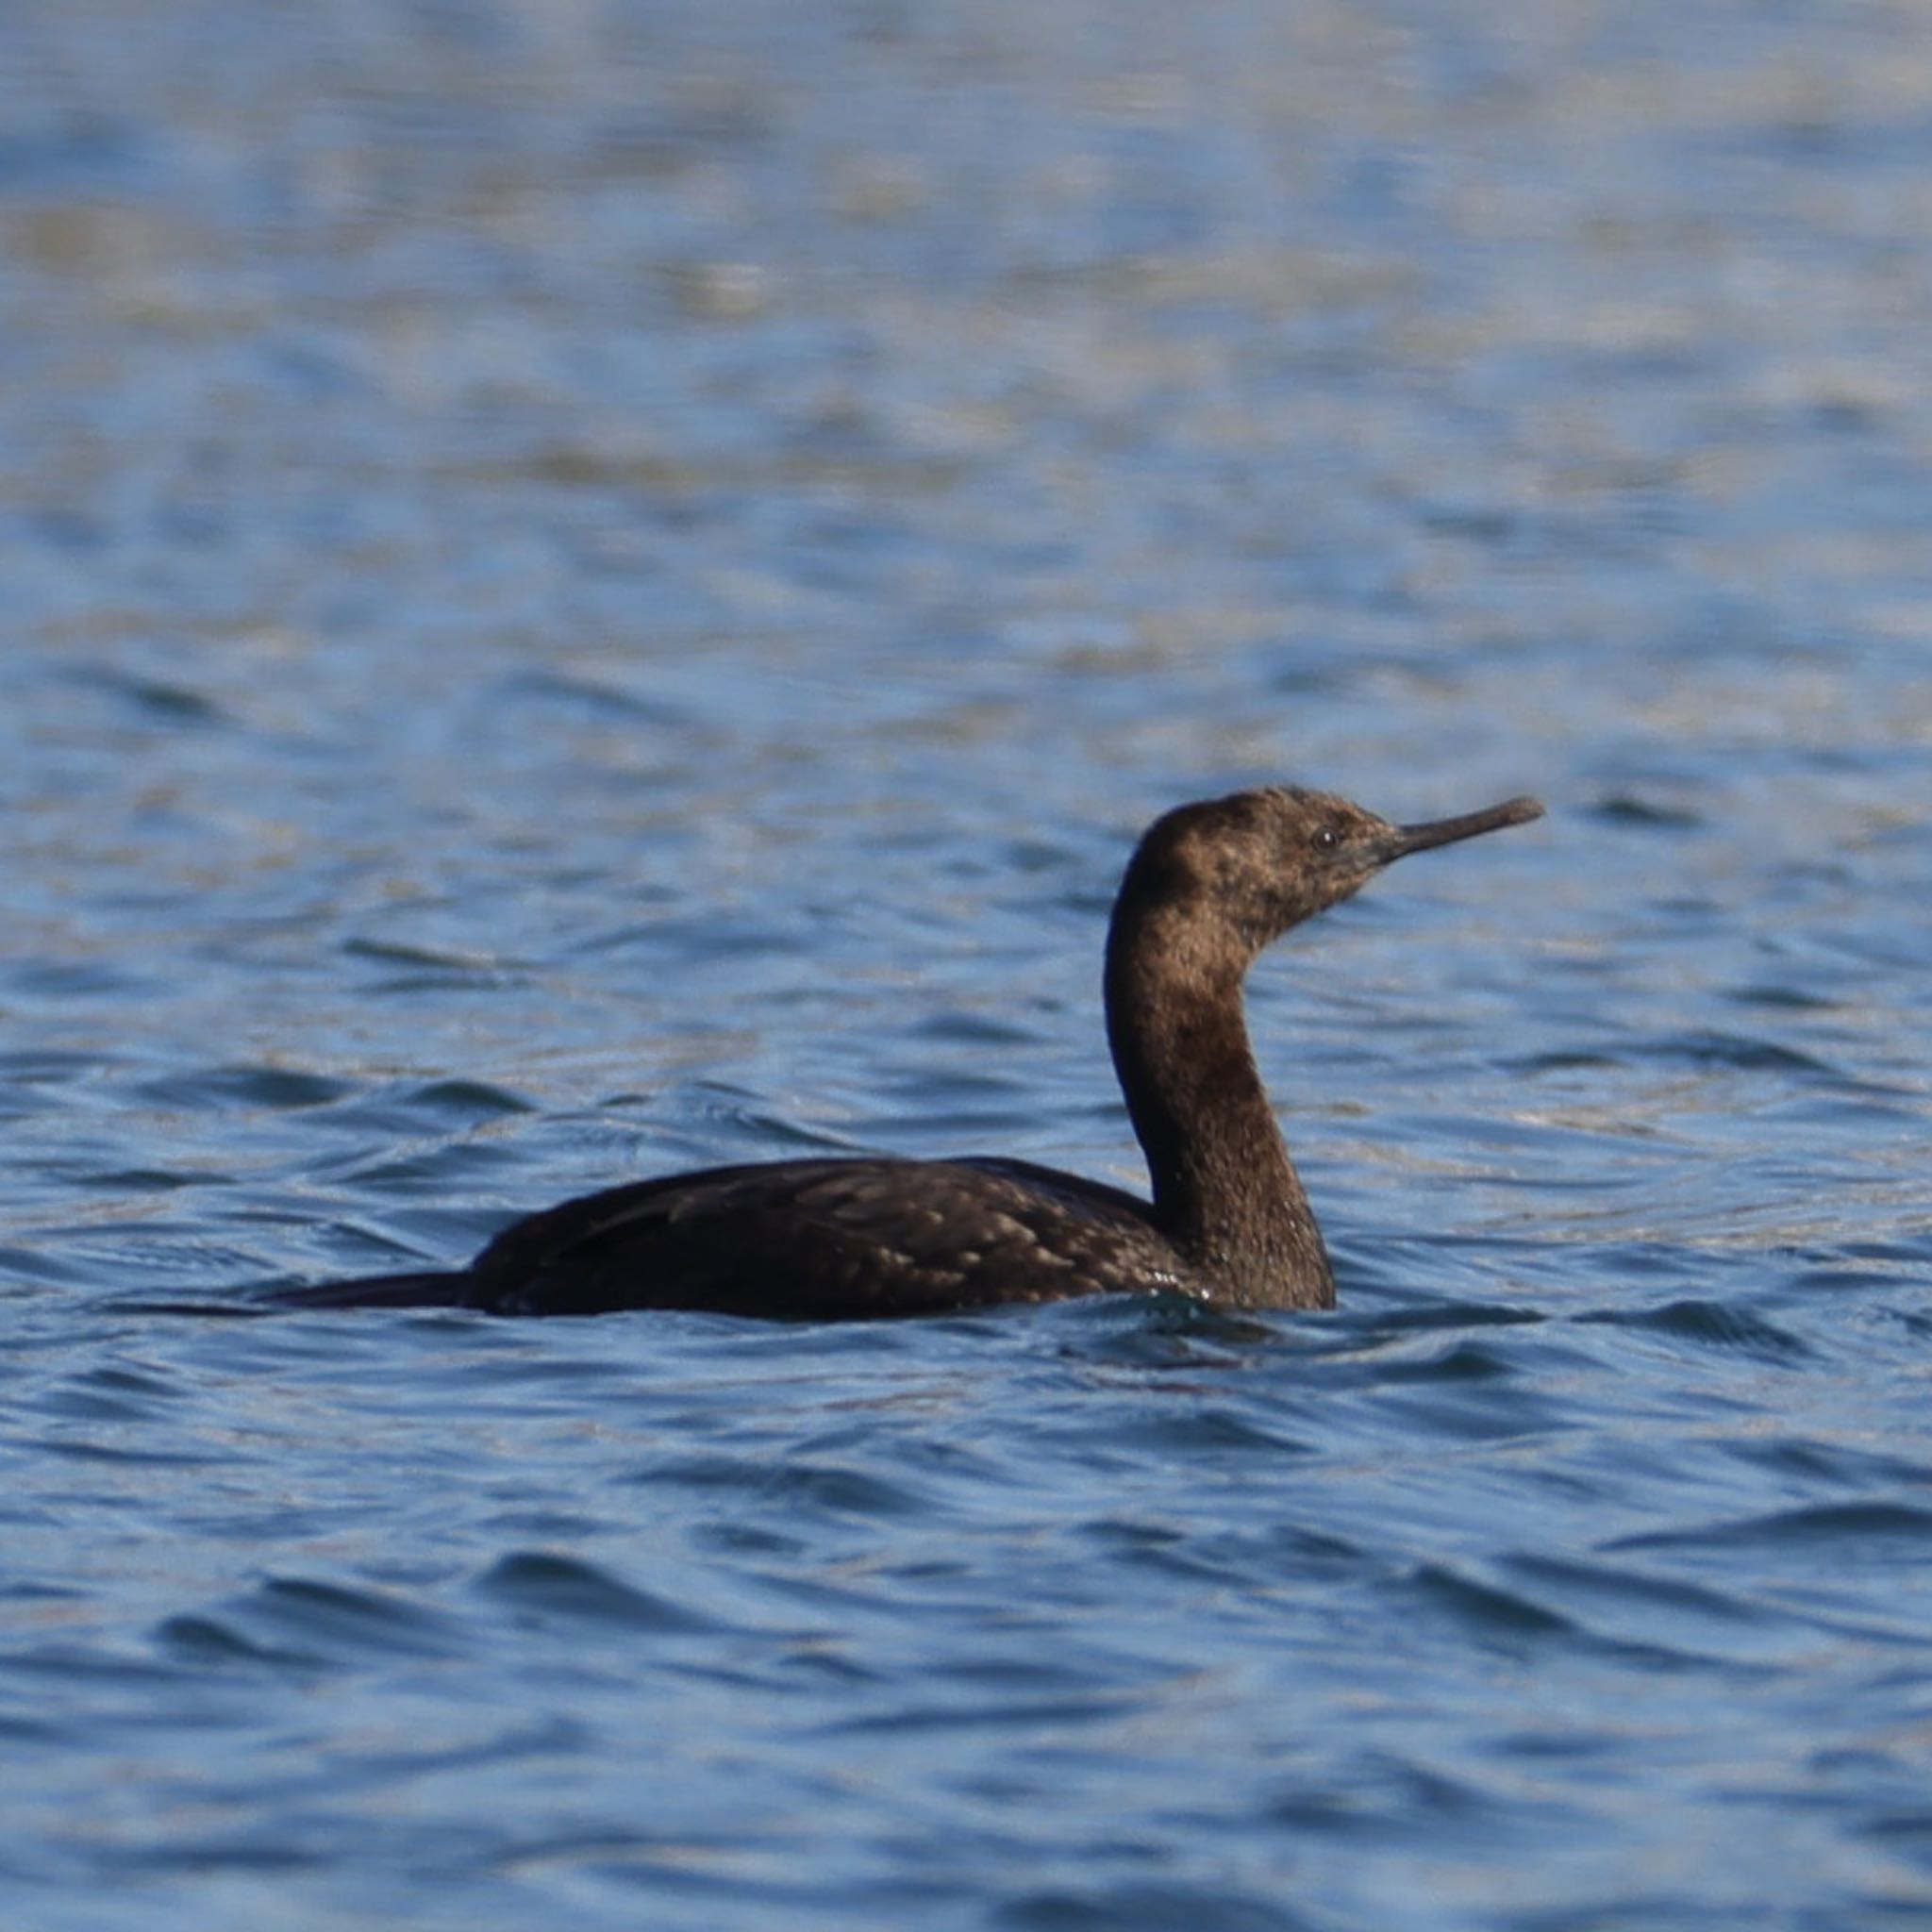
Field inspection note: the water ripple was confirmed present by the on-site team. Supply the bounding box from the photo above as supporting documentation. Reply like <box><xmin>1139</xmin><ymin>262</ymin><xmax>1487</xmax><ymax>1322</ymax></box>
<box><xmin>8</xmin><ymin>2</ymin><xmax>1932</xmax><ymax>1926</ymax></box>
<box><xmin>476</xmin><ymin>1553</ymin><xmax>719</xmax><ymax>1636</ymax></box>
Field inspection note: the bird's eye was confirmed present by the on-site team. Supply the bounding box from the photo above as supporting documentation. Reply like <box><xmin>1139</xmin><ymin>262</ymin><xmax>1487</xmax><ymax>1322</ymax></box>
<box><xmin>1314</xmin><ymin>824</ymin><xmax>1341</xmax><ymax>853</ymax></box>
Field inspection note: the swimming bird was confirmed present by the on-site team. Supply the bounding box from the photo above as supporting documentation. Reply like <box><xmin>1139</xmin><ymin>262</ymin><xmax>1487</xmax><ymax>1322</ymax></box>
<box><xmin>278</xmin><ymin>786</ymin><xmax>1541</xmax><ymax>1320</ymax></box>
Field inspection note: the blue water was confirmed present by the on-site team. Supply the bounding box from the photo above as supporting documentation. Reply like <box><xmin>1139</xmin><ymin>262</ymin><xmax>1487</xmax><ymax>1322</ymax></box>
<box><xmin>7</xmin><ymin>2</ymin><xmax>1932</xmax><ymax>1926</ymax></box>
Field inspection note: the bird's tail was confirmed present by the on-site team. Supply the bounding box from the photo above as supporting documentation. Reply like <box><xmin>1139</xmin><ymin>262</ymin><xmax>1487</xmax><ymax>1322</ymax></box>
<box><xmin>261</xmin><ymin>1270</ymin><xmax>475</xmax><ymax>1310</ymax></box>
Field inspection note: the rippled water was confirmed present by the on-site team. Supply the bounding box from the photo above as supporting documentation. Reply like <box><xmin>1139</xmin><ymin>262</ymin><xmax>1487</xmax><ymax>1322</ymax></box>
<box><xmin>7</xmin><ymin>2</ymin><xmax>1932</xmax><ymax>1926</ymax></box>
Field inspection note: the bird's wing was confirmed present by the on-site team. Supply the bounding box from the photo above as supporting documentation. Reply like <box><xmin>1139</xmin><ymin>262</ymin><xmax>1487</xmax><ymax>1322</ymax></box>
<box><xmin>469</xmin><ymin>1156</ymin><xmax>1170</xmax><ymax>1319</ymax></box>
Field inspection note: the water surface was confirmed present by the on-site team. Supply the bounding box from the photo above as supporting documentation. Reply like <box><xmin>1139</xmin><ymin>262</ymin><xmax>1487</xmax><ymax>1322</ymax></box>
<box><xmin>5</xmin><ymin>2</ymin><xmax>1932</xmax><ymax>1927</ymax></box>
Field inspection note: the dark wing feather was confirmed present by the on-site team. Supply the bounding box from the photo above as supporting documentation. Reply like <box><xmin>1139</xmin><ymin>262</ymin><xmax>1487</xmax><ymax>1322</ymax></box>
<box><xmin>951</xmin><ymin>1156</ymin><xmax>1157</xmax><ymax>1224</ymax></box>
<box><xmin>467</xmin><ymin>1155</ymin><xmax>1183</xmax><ymax>1319</ymax></box>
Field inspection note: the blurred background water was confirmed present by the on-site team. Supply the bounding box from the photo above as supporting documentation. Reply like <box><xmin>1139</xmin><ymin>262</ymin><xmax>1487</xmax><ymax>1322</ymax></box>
<box><xmin>5</xmin><ymin>2</ymin><xmax>1932</xmax><ymax>1926</ymax></box>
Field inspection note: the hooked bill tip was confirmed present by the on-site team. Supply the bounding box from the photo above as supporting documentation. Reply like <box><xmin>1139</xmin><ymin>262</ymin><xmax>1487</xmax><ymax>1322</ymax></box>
<box><xmin>1489</xmin><ymin>795</ymin><xmax>1545</xmax><ymax>829</ymax></box>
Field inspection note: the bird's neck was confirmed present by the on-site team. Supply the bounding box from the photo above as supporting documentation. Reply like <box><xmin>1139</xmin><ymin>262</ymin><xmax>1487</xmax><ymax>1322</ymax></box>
<box><xmin>1103</xmin><ymin>902</ymin><xmax>1334</xmax><ymax>1309</ymax></box>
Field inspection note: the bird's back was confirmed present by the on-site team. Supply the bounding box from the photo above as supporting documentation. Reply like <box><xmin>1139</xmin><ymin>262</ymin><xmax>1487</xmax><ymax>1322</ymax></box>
<box><xmin>459</xmin><ymin>1154</ymin><xmax>1188</xmax><ymax>1318</ymax></box>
